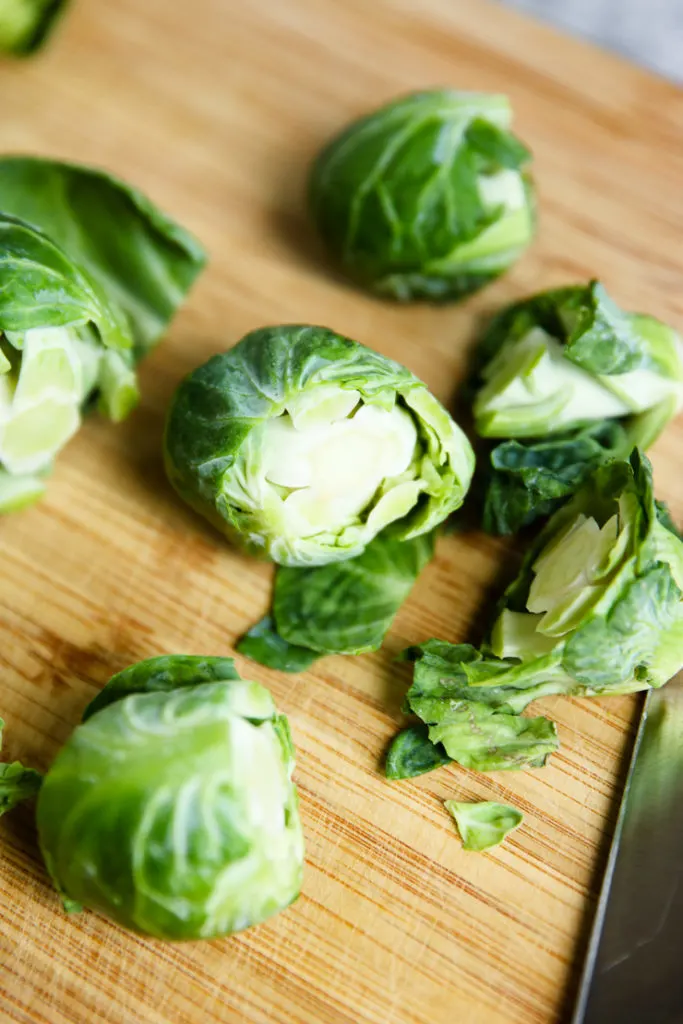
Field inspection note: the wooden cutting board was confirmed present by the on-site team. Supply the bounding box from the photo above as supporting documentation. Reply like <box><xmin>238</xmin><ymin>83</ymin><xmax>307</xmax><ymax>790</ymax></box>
<box><xmin>1</xmin><ymin>1</ymin><xmax>682</xmax><ymax>1021</ymax></box>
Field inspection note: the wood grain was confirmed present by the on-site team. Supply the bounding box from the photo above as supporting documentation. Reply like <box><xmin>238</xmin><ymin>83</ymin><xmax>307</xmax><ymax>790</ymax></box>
<box><xmin>1</xmin><ymin>1</ymin><xmax>682</xmax><ymax>1021</ymax></box>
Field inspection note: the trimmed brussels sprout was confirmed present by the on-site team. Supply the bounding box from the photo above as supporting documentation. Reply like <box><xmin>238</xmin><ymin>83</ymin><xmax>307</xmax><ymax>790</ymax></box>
<box><xmin>0</xmin><ymin>0</ymin><xmax>67</xmax><ymax>54</ymax></box>
<box><xmin>472</xmin><ymin>282</ymin><xmax>683</xmax><ymax>533</ymax></box>
<box><xmin>309</xmin><ymin>90</ymin><xmax>535</xmax><ymax>301</ymax></box>
<box><xmin>33</xmin><ymin>656</ymin><xmax>304</xmax><ymax>940</ymax></box>
<box><xmin>0</xmin><ymin>157</ymin><xmax>205</xmax><ymax>510</ymax></box>
<box><xmin>391</xmin><ymin>452</ymin><xmax>683</xmax><ymax>779</ymax></box>
<box><xmin>445</xmin><ymin>801</ymin><xmax>523</xmax><ymax>852</ymax></box>
<box><xmin>165</xmin><ymin>324</ymin><xmax>474</xmax><ymax>567</ymax></box>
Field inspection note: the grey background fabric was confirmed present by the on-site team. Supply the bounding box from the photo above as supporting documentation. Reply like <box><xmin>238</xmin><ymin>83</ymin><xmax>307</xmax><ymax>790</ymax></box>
<box><xmin>502</xmin><ymin>0</ymin><xmax>683</xmax><ymax>83</ymax></box>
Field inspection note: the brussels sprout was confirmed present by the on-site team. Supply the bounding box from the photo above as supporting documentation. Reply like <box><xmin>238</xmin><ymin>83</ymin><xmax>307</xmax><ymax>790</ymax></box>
<box><xmin>31</xmin><ymin>656</ymin><xmax>304</xmax><ymax>940</ymax></box>
<box><xmin>0</xmin><ymin>157</ymin><xmax>205</xmax><ymax>510</ymax></box>
<box><xmin>0</xmin><ymin>0</ymin><xmax>67</xmax><ymax>55</ymax></box>
<box><xmin>165</xmin><ymin>324</ymin><xmax>474</xmax><ymax>567</ymax></box>
<box><xmin>391</xmin><ymin>452</ymin><xmax>683</xmax><ymax>779</ymax></box>
<box><xmin>473</xmin><ymin>281</ymin><xmax>683</xmax><ymax>439</ymax></box>
<box><xmin>309</xmin><ymin>90</ymin><xmax>535</xmax><ymax>301</ymax></box>
<box><xmin>471</xmin><ymin>282</ymin><xmax>683</xmax><ymax>533</ymax></box>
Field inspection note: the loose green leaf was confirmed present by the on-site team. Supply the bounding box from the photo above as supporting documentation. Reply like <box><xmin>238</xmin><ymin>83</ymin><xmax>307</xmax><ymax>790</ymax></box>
<box><xmin>385</xmin><ymin>724</ymin><xmax>452</xmax><ymax>780</ymax></box>
<box><xmin>309</xmin><ymin>90</ymin><xmax>535</xmax><ymax>301</ymax></box>
<box><xmin>427</xmin><ymin>702</ymin><xmax>558</xmax><ymax>772</ymax></box>
<box><xmin>165</xmin><ymin>324</ymin><xmax>473</xmax><ymax>566</ymax></box>
<box><xmin>0</xmin><ymin>215</ymin><xmax>131</xmax><ymax>350</ymax></box>
<box><xmin>82</xmin><ymin>655</ymin><xmax>242</xmax><ymax>720</ymax></box>
<box><xmin>236</xmin><ymin>616</ymin><xmax>321</xmax><ymax>673</ymax></box>
<box><xmin>274</xmin><ymin>531</ymin><xmax>435</xmax><ymax>655</ymax></box>
<box><xmin>445</xmin><ymin>800</ymin><xmax>523</xmax><ymax>851</ymax></box>
<box><xmin>0</xmin><ymin>157</ymin><xmax>206</xmax><ymax>356</ymax></box>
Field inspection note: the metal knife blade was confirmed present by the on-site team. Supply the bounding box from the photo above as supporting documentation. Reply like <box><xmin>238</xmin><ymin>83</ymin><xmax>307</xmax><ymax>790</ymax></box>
<box><xmin>572</xmin><ymin>674</ymin><xmax>683</xmax><ymax>1024</ymax></box>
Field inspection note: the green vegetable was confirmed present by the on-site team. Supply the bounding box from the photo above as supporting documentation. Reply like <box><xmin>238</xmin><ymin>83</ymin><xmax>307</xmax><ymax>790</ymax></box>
<box><xmin>237</xmin><ymin>616</ymin><xmax>321</xmax><ymax>673</ymax></box>
<box><xmin>0</xmin><ymin>158</ymin><xmax>205</xmax><ymax>510</ymax></box>
<box><xmin>385</xmin><ymin>724</ymin><xmax>452</xmax><ymax>780</ymax></box>
<box><xmin>238</xmin><ymin>532</ymin><xmax>435</xmax><ymax>669</ymax></box>
<box><xmin>399</xmin><ymin>642</ymin><xmax>559</xmax><ymax>773</ymax></box>
<box><xmin>393</xmin><ymin>452</ymin><xmax>683</xmax><ymax>779</ymax></box>
<box><xmin>309</xmin><ymin>90</ymin><xmax>535</xmax><ymax>301</ymax></box>
<box><xmin>445</xmin><ymin>801</ymin><xmax>523</xmax><ymax>852</ymax></box>
<box><xmin>274</xmin><ymin>531</ymin><xmax>434</xmax><ymax>654</ymax></box>
<box><xmin>482</xmin><ymin>421</ymin><xmax>630</xmax><ymax>534</ymax></box>
<box><xmin>82</xmin><ymin>654</ymin><xmax>242</xmax><ymax>720</ymax></box>
<box><xmin>0</xmin><ymin>0</ymin><xmax>67</xmax><ymax>54</ymax></box>
<box><xmin>31</xmin><ymin>655</ymin><xmax>304</xmax><ymax>940</ymax></box>
<box><xmin>472</xmin><ymin>283</ymin><xmax>683</xmax><ymax>533</ymax></box>
<box><xmin>0</xmin><ymin>718</ymin><xmax>42</xmax><ymax>814</ymax></box>
<box><xmin>490</xmin><ymin>451</ymin><xmax>683</xmax><ymax>693</ymax></box>
<box><xmin>165</xmin><ymin>324</ymin><xmax>474</xmax><ymax>567</ymax></box>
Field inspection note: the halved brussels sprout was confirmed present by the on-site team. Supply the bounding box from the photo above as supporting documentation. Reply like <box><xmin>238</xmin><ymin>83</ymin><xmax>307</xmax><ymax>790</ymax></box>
<box><xmin>165</xmin><ymin>324</ymin><xmax>474</xmax><ymax>567</ymax></box>
<box><xmin>0</xmin><ymin>157</ymin><xmax>206</xmax><ymax>510</ymax></box>
<box><xmin>473</xmin><ymin>282</ymin><xmax>683</xmax><ymax>439</ymax></box>
<box><xmin>309</xmin><ymin>90</ymin><xmax>535</xmax><ymax>301</ymax></box>
<box><xmin>391</xmin><ymin>452</ymin><xmax>683</xmax><ymax>779</ymax></box>
<box><xmin>33</xmin><ymin>656</ymin><xmax>304</xmax><ymax>940</ymax></box>
<box><xmin>472</xmin><ymin>282</ymin><xmax>683</xmax><ymax>533</ymax></box>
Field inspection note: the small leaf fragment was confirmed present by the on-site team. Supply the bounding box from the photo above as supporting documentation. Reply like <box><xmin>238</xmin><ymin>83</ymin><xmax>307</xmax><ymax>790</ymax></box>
<box><xmin>445</xmin><ymin>800</ymin><xmax>523</xmax><ymax>852</ymax></box>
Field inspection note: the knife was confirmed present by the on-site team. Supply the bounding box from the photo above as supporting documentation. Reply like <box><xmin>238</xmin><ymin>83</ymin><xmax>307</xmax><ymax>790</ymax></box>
<box><xmin>572</xmin><ymin>673</ymin><xmax>683</xmax><ymax>1024</ymax></box>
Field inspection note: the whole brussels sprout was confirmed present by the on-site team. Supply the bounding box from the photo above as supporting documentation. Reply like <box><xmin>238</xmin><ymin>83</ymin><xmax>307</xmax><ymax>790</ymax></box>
<box><xmin>309</xmin><ymin>90</ymin><xmax>535</xmax><ymax>301</ymax></box>
<box><xmin>164</xmin><ymin>324</ymin><xmax>475</xmax><ymax>567</ymax></box>
<box><xmin>35</xmin><ymin>656</ymin><xmax>304</xmax><ymax>940</ymax></box>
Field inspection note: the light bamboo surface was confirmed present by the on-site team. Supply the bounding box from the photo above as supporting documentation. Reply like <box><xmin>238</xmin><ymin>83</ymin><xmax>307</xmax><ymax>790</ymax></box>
<box><xmin>1</xmin><ymin>1</ymin><xmax>682</xmax><ymax>1022</ymax></box>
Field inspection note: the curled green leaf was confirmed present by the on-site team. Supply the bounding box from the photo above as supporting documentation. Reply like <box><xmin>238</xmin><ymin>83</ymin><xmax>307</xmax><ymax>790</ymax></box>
<box><xmin>385</xmin><ymin>724</ymin><xmax>452</xmax><ymax>780</ymax></box>
<box><xmin>236</xmin><ymin>616</ymin><xmax>321</xmax><ymax>673</ymax></box>
<box><xmin>445</xmin><ymin>800</ymin><xmax>523</xmax><ymax>852</ymax></box>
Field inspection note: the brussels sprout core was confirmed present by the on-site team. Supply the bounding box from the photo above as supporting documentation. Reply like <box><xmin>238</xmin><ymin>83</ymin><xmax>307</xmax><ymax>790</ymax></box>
<box><xmin>249</xmin><ymin>392</ymin><xmax>419</xmax><ymax>540</ymax></box>
<box><xmin>0</xmin><ymin>326</ymin><xmax>137</xmax><ymax>511</ymax></box>
<box><xmin>475</xmin><ymin>327</ymin><xmax>634</xmax><ymax>437</ymax></box>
